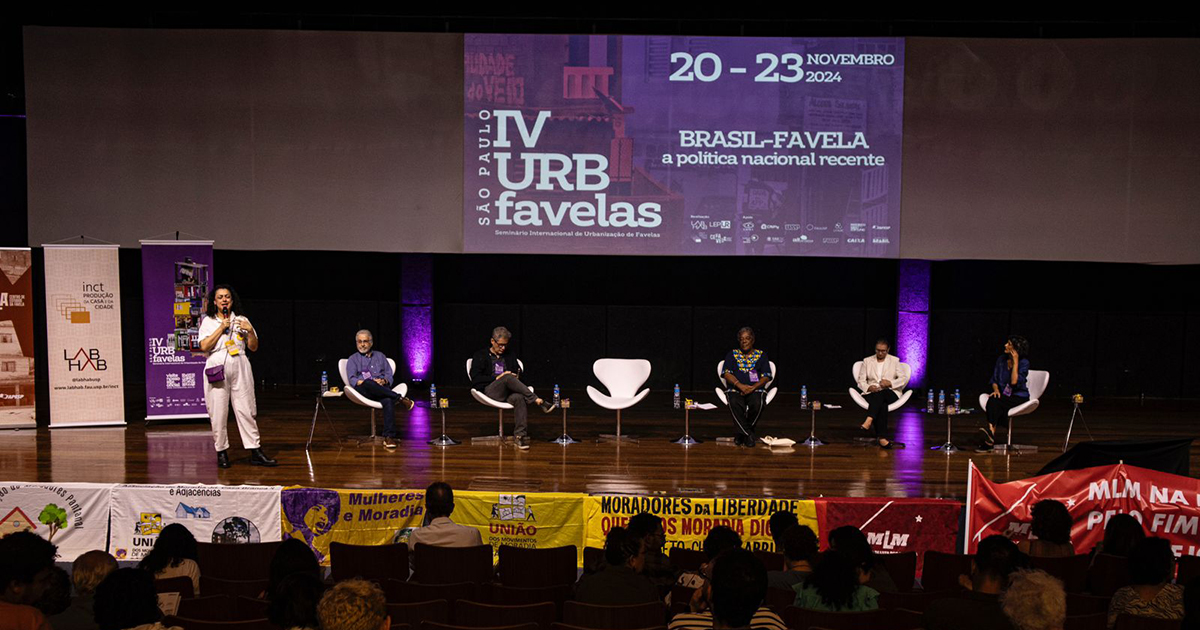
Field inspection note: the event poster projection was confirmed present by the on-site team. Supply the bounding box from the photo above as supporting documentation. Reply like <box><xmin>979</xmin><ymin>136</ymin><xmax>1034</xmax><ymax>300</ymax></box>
<box><xmin>464</xmin><ymin>35</ymin><xmax>904</xmax><ymax>257</ymax></box>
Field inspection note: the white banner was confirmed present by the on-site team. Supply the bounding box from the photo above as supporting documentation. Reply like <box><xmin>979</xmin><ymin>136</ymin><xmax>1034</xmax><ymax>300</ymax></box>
<box><xmin>43</xmin><ymin>244</ymin><xmax>125</xmax><ymax>427</ymax></box>
<box><xmin>109</xmin><ymin>484</ymin><xmax>282</xmax><ymax>562</ymax></box>
<box><xmin>0</xmin><ymin>482</ymin><xmax>114</xmax><ymax>561</ymax></box>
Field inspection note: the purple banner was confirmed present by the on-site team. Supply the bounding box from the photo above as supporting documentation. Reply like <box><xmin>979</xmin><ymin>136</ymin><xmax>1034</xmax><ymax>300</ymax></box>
<box><xmin>141</xmin><ymin>241</ymin><xmax>213</xmax><ymax>419</ymax></box>
<box><xmin>464</xmin><ymin>35</ymin><xmax>904</xmax><ymax>257</ymax></box>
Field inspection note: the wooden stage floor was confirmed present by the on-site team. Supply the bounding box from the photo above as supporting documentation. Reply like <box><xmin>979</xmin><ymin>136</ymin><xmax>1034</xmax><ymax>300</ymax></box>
<box><xmin>3</xmin><ymin>387</ymin><xmax>1197</xmax><ymax>500</ymax></box>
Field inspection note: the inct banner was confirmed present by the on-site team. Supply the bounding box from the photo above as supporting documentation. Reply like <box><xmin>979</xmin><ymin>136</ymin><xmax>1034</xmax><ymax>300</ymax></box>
<box><xmin>109</xmin><ymin>483</ymin><xmax>281</xmax><ymax>562</ymax></box>
<box><xmin>465</xmin><ymin>34</ymin><xmax>904</xmax><ymax>257</ymax></box>
<box><xmin>0</xmin><ymin>248</ymin><xmax>36</xmax><ymax>429</ymax></box>
<box><xmin>43</xmin><ymin>244</ymin><xmax>125</xmax><ymax>427</ymax></box>
<box><xmin>141</xmin><ymin>240</ymin><xmax>213</xmax><ymax>420</ymax></box>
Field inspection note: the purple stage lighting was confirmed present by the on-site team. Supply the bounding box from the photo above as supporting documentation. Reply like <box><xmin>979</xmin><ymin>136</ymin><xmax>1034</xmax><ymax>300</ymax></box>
<box><xmin>896</xmin><ymin>260</ymin><xmax>930</xmax><ymax>389</ymax></box>
<box><xmin>401</xmin><ymin>254</ymin><xmax>434</xmax><ymax>381</ymax></box>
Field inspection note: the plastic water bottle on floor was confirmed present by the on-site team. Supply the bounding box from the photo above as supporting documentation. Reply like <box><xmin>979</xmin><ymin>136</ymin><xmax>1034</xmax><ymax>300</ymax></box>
<box><xmin>927</xmin><ymin>389</ymin><xmax>935</xmax><ymax>413</ymax></box>
<box><xmin>673</xmin><ymin>384</ymin><xmax>681</xmax><ymax>409</ymax></box>
<box><xmin>954</xmin><ymin>388</ymin><xmax>961</xmax><ymax>412</ymax></box>
<box><xmin>553</xmin><ymin>384</ymin><xmax>560</xmax><ymax>406</ymax></box>
<box><xmin>321</xmin><ymin>371</ymin><xmax>328</xmax><ymax>394</ymax></box>
<box><xmin>801</xmin><ymin>385</ymin><xmax>808</xmax><ymax>410</ymax></box>
<box><xmin>430</xmin><ymin>383</ymin><xmax>438</xmax><ymax>409</ymax></box>
<box><xmin>938</xmin><ymin>389</ymin><xmax>946</xmax><ymax>414</ymax></box>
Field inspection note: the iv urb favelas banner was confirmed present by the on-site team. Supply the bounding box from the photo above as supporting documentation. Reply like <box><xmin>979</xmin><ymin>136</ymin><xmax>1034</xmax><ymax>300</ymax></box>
<box><xmin>0</xmin><ymin>248</ymin><xmax>35</xmax><ymax>429</ymax></box>
<box><xmin>141</xmin><ymin>241</ymin><xmax>213</xmax><ymax>420</ymax></box>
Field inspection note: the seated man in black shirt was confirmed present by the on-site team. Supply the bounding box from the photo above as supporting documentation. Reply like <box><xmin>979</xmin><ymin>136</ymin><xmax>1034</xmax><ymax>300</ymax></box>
<box><xmin>469</xmin><ymin>326</ymin><xmax>556</xmax><ymax>448</ymax></box>
<box><xmin>924</xmin><ymin>535</ymin><xmax>1027</xmax><ymax>630</ymax></box>
<box><xmin>722</xmin><ymin>327</ymin><xmax>772</xmax><ymax>447</ymax></box>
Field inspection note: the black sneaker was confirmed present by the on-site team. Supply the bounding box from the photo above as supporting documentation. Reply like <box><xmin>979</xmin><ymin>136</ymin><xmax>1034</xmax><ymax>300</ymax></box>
<box><xmin>515</xmin><ymin>436</ymin><xmax>531</xmax><ymax>450</ymax></box>
<box><xmin>540</xmin><ymin>400</ymin><xmax>558</xmax><ymax>414</ymax></box>
<box><xmin>979</xmin><ymin>426</ymin><xmax>995</xmax><ymax>446</ymax></box>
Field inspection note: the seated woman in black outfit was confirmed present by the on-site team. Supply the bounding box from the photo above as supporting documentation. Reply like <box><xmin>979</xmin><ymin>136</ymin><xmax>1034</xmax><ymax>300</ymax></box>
<box><xmin>978</xmin><ymin>335</ymin><xmax>1030</xmax><ymax>452</ymax></box>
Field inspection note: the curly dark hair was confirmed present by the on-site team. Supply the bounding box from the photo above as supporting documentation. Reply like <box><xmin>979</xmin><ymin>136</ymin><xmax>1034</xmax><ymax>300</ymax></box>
<box><xmin>204</xmin><ymin>284</ymin><xmax>246</xmax><ymax>318</ymax></box>
<box><xmin>138</xmin><ymin>523</ymin><xmax>198</xmax><ymax>576</ymax></box>
<box><xmin>1007</xmin><ymin>335</ymin><xmax>1030</xmax><ymax>359</ymax></box>
<box><xmin>827</xmin><ymin>526</ymin><xmax>878</xmax><ymax>573</ymax></box>
<box><xmin>703</xmin><ymin>526</ymin><xmax>743</xmax><ymax>561</ymax></box>
<box><xmin>1099</xmin><ymin>514</ymin><xmax>1145</xmax><ymax>558</ymax></box>
<box><xmin>603</xmin><ymin>527</ymin><xmax>643</xmax><ymax>568</ymax></box>
<box><xmin>1030</xmin><ymin>500</ymin><xmax>1073</xmax><ymax>545</ymax></box>
<box><xmin>1129</xmin><ymin>537</ymin><xmax>1175</xmax><ymax>586</ymax></box>
<box><xmin>806</xmin><ymin>550</ymin><xmax>865</xmax><ymax>611</ymax></box>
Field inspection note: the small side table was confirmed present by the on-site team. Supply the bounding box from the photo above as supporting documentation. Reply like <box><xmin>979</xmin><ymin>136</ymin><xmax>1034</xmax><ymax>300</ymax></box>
<box><xmin>307</xmin><ymin>390</ymin><xmax>343</xmax><ymax>450</ymax></box>
<box><xmin>551</xmin><ymin>398</ymin><xmax>580</xmax><ymax>445</ymax></box>
<box><xmin>429</xmin><ymin>399</ymin><xmax>460</xmax><ymax>446</ymax></box>
<box><xmin>674</xmin><ymin>400</ymin><xmax>704</xmax><ymax>447</ymax></box>
<box><xmin>801</xmin><ymin>402</ymin><xmax>826</xmax><ymax>447</ymax></box>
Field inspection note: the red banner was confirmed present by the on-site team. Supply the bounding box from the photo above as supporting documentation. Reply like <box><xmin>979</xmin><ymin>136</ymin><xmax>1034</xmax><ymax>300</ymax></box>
<box><xmin>966</xmin><ymin>462</ymin><xmax>1200</xmax><ymax>556</ymax></box>
<box><xmin>816</xmin><ymin>498</ymin><xmax>961</xmax><ymax>576</ymax></box>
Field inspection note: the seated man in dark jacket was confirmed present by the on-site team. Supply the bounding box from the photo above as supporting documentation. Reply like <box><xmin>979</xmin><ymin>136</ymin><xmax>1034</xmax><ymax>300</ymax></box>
<box><xmin>574</xmin><ymin>527</ymin><xmax>660</xmax><ymax>606</ymax></box>
<box><xmin>924</xmin><ymin>535</ymin><xmax>1027</xmax><ymax>630</ymax></box>
<box><xmin>469</xmin><ymin>326</ymin><xmax>556</xmax><ymax>448</ymax></box>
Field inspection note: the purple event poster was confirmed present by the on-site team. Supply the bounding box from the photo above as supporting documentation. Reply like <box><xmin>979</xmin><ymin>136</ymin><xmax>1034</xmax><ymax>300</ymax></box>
<box><xmin>141</xmin><ymin>241</ymin><xmax>213</xmax><ymax>420</ymax></box>
<box><xmin>464</xmin><ymin>35</ymin><xmax>904</xmax><ymax>257</ymax></box>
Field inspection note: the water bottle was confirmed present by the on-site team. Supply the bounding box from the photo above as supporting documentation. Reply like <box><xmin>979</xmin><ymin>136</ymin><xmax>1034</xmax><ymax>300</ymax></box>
<box><xmin>320</xmin><ymin>371</ymin><xmax>328</xmax><ymax>394</ymax></box>
<box><xmin>954</xmin><ymin>388</ymin><xmax>961</xmax><ymax>412</ymax></box>
<box><xmin>938</xmin><ymin>389</ymin><xmax>946</xmax><ymax>415</ymax></box>
<box><xmin>553</xmin><ymin>384</ymin><xmax>561</xmax><ymax>406</ymax></box>
<box><xmin>430</xmin><ymin>383</ymin><xmax>438</xmax><ymax>409</ymax></box>
<box><xmin>927</xmin><ymin>389</ymin><xmax>935</xmax><ymax>413</ymax></box>
<box><xmin>801</xmin><ymin>386</ymin><xmax>808</xmax><ymax>410</ymax></box>
<box><xmin>673</xmin><ymin>384</ymin><xmax>681</xmax><ymax>410</ymax></box>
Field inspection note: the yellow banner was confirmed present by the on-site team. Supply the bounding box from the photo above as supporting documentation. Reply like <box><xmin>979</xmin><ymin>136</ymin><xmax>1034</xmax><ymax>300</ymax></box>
<box><xmin>281</xmin><ymin>487</ymin><xmax>586</xmax><ymax>566</ymax></box>
<box><xmin>584</xmin><ymin>496</ymin><xmax>818</xmax><ymax>554</ymax></box>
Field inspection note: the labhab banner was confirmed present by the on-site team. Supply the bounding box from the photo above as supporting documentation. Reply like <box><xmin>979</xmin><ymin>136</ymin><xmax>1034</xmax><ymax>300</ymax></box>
<box><xmin>109</xmin><ymin>483</ymin><xmax>281</xmax><ymax>562</ymax></box>
<box><xmin>0</xmin><ymin>482</ymin><xmax>113</xmax><ymax>560</ymax></box>
<box><xmin>585</xmin><ymin>495</ymin><xmax>818</xmax><ymax>554</ymax></box>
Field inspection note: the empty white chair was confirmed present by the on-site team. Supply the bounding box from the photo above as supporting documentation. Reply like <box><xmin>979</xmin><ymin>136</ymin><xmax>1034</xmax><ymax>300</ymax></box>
<box><xmin>848</xmin><ymin>361</ymin><xmax>913</xmax><ymax>412</ymax></box>
<box><xmin>978</xmin><ymin>369</ymin><xmax>1050</xmax><ymax>451</ymax></box>
<box><xmin>338</xmin><ymin>358</ymin><xmax>408</xmax><ymax>440</ymax></box>
<box><xmin>466</xmin><ymin>358</ymin><xmax>527</xmax><ymax>442</ymax></box>
<box><xmin>714</xmin><ymin>360</ymin><xmax>779</xmax><ymax>406</ymax></box>
<box><xmin>587</xmin><ymin>358</ymin><xmax>651</xmax><ymax>442</ymax></box>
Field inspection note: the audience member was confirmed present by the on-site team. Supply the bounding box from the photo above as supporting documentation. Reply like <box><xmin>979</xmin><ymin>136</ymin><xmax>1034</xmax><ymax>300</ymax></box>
<box><xmin>1182</xmin><ymin>576</ymin><xmax>1200</xmax><ymax>630</ymax></box>
<box><xmin>628</xmin><ymin>512</ymin><xmax>679</xmax><ymax>587</ymax></box>
<box><xmin>827</xmin><ymin>526</ymin><xmax>897</xmax><ymax>593</ymax></box>
<box><xmin>767</xmin><ymin>510</ymin><xmax>798</xmax><ymax>552</ymax></box>
<box><xmin>268</xmin><ymin>572</ymin><xmax>326</xmax><ymax>630</ymax></box>
<box><xmin>268</xmin><ymin>538</ymin><xmax>322</xmax><ymax>599</ymax></box>
<box><xmin>93</xmin><ymin>568</ymin><xmax>181</xmax><ymax>630</ymax></box>
<box><xmin>670</xmin><ymin>547</ymin><xmax>784</xmax><ymax>630</ymax></box>
<box><xmin>32</xmin><ymin>567</ymin><xmax>70</xmax><ymax>617</ymax></box>
<box><xmin>766</xmin><ymin>525</ymin><xmax>817</xmax><ymax>590</ymax></box>
<box><xmin>1107</xmin><ymin>537</ymin><xmax>1184</xmax><ymax>628</ymax></box>
<box><xmin>1018</xmin><ymin>500</ymin><xmax>1075</xmax><ymax>558</ymax></box>
<box><xmin>137</xmin><ymin>524</ymin><xmax>200</xmax><ymax>596</ymax></box>
<box><xmin>574</xmin><ymin>527</ymin><xmax>660</xmax><ymax>605</ymax></box>
<box><xmin>924</xmin><ymin>535</ymin><xmax>1023</xmax><ymax>630</ymax></box>
<box><xmin>408</xmin><ymin>482</ymin><xmax>483</xmax><ymax>550</ymax></box>
<box><xmin>50</xmin><ymin>550</ymin><xmax>119</xmax><ymax>630</ymax></box>
<box><xmin>317</xmin><ymin>579</ymin><xmax>390</xmax><ymax>630</ymax></box>
<box><xmin>1089</xmin><ymin>513</ymin><xmax>1145</xmax><ymax>566</ymax></box>
<box><xmin>677</xmin><ymin>526</ymin><xmax>743</xmax><ymax>590</ymax></box>
<box><xmin>1001</xmin><ymin>569</ymin><xmax>1065</xmax><ymax>630</ymax></box>
<box><xmin>791</xmin><ymin>550</ymin><xmax>879</xmax><ymax>612</ymax></box>
<box><xmin>0</xmin><ymin>530</ymin><xmax>58</xmax><ymax>630</ymax></box>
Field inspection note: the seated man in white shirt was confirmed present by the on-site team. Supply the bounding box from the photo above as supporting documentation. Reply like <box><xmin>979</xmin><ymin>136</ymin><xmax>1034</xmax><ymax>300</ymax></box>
<box><xmin>407</xmin><ymin>482</ymin><xmax>482</xmax><ymax>554</ymax></box>
<box><xmin>856</xmin><ymin>338</ymin><xmax>908</xmax><ymax>449</ymax></box>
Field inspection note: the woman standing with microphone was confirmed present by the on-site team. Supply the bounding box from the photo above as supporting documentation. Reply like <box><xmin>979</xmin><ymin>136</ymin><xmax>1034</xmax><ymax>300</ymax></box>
<box><xmin>199</xmin><ymin>285</ymin><xmax>276</xmax><ymax>468</ymax></box>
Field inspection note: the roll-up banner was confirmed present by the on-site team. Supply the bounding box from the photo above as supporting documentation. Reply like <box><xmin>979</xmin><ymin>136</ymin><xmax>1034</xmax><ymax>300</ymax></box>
<box><xmin>43</xmin><ymin>244</ymin><xmax>125</xmax><ymax>427</ymax></box>
<box><xmin>141</xmin><ymin>240</ymin><xmax>213</xmax><ymax>421</ymax></box>
<box><xmin>109</xmin><ymin>483</ymin><xmax>282</xmax><ymax>562</ymax></box>
<box><xmin>0</xmin><ymin>248</ymin><xmax>36</xmax><ymax>429</ymax></box>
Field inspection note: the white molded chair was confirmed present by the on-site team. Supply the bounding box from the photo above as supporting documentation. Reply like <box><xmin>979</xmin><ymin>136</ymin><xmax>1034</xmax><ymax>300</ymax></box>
<box><xmin>979</xmin><ymin>369</ymin><xmax>1050</xmax><ymax>450</ymax></box>
<box><xmin>586</xmin><ymin>359</ymin><xmax>651</xmax><ymax>442</ymax></box>
<box><xmin>466</xmin><ymin>358</ymin><xmax>528</xmax><ymax>442</ymax></box>
<box><xmin>848</xmin><ymin>361</ymin><xmax>913</xmax><ymax>412</ymax></box>
<box><xmin>338</xmin><ymin>358</ymin><xmax>408</xmax><ymax>439</ymax></box>
<box><xmin>714</xmin><ymin>360</ymin><xmax>779</xmax><ymax>406</ymax></box>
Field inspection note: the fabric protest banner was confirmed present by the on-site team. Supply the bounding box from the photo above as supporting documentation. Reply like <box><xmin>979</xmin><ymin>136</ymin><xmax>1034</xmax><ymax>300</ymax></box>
<box><xmin>967</xmin><ymin>461</ymin><xmax>1200</xmax><ymax>556</ymax></box>
<box><xmin>281</xmin><ymin>487</ymin><xmax>426</xmax><ymax>565</ymax></box>
<box><xmin>454</xmin><ymin>491</ymin><xmax>585</xmax><ymax>564</ymax></box>
<box><xmin>0</xmin><ymin>482</ymin><xmax>114</xmax><ymax>560</ymax></box>
<box><xmin>43</xmin><ymin>244</ymin><xmax>125</xmax><ymax>427</ymax></box>
<box><xmin>141</xmin><ymin>240</ymin><xmax>213</xmax><ymax>420</ymax></box>
<box><xmin>584</xmin><ymin>495</ymin><xmax>819</xmax><ymax>555</ymax></box>
<box><xmin>0</xmin><ymin>248</ymin><xmax>36</xmax><ymax>429</ymax></box>
<box><xmin>816</xmin><ymin>498</ymin><xmax>961</xmax><ymax>576</ymax></box>
<box><xmin>109</xmin><ymin>484</ymin><xmax>281</xmax><ymax>562</ymax></box>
